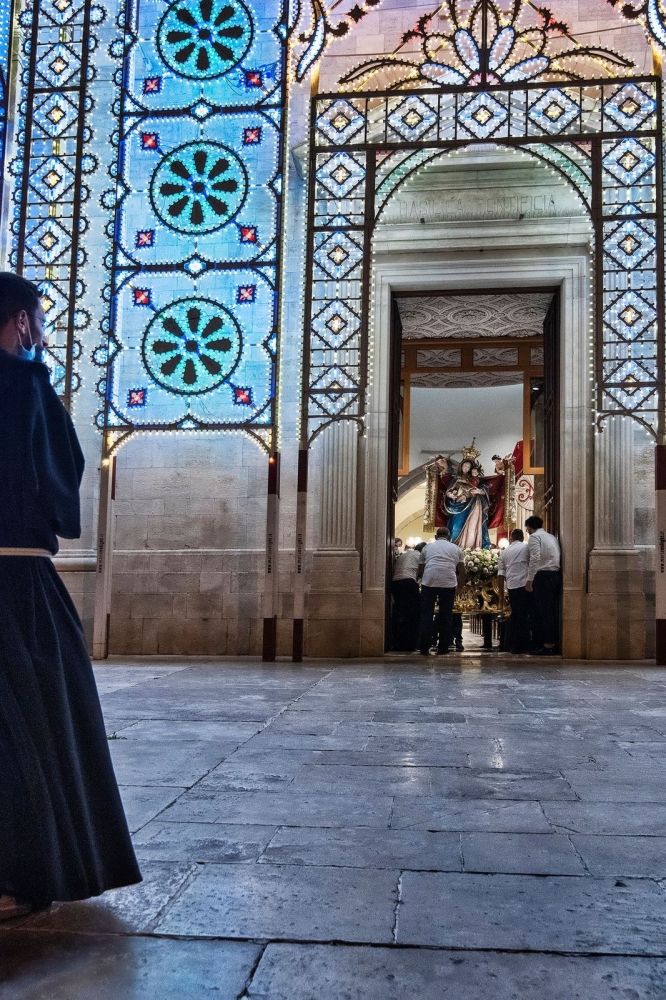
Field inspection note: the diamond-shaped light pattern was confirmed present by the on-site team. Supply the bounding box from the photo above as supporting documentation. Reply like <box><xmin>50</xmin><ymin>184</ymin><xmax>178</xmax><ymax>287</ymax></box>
<box><xmin>310</xmin><ymin>365</ymin><xmax>359</xmax><ymax>416</ymax></box>
<box><xmin>604</xmin><ymin>82</ymin><xmax>657</xmax><ymax>131</ymax></box>
<box><xmin>316</xmin><ymin>152</ymin><xmax>365</xmax><ymax>199</ymax></box>
<box><xmin>528</xmin><ymin>88</ymin><xmax>579</xmax><ymax>135</ymax></box>
<box><xmin>604</xmin><ymin>219</ymin><xmax>655</xmax><ymax>269</ymax></box>
<box><xmin>36</xmin><ymin>42</ymin><xmax>80</xmax><ymax>87</ymax></box>
<box><xmin>606</xmin><ymin>290</ymin><xmax>657</xmax><ymax>342</ymax></box>
<box><xmin>311</xmin><ymin>299</ymin><xmax>361</xmax><ymax>350</ymax></box>
<box><xmin>603</xmin><ymin>359</ymin><xmax>656</xmax><ymax>411</ymax></box>
<box><xmin>458</xmin><ymin>92</ymin><xmax>508</xmax><ymax>139</ymax></box>
<box><xmin>387</xmin><ymin>96</ymin><xmax>437</xmax><ymax>141</ymax></box>
<box><xmin>26</xmin><ymin>217</ymin><xmax>72</xmax><ymax>264</ymax></box>
<box><xmin>33</xmin><ymin>92</ymin><xmax>76</xmax><ymax>139</ymax></box>
<box><xmin>603</xmin><ymin>137</ymin><xmax>655</xmax><ymax>185</ymax></box>
<box><xmin>317</xmin><ymin>99</ymin><xmax>365</xmax><ymax>145</ymax></box>
<box><xmin>29</xmin><ymin>155</ymin><xmax>75</xmax><ymax>201</ymax></box>
<box><xmin>314</xmin><ymin>231</ymin><xmax>363</xmax><ymax>280</ymax></box>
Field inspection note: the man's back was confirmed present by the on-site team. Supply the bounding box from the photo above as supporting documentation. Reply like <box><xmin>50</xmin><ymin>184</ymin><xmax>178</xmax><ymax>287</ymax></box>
<box><xmin>421</xmin><ymin>539</ymin><xmax>463</xmax><ymax>588</ymax></box>
<box><xmin>527</xmin><ymin>528</ymin><xmax>560</xmax><ymax>580</ymax></box>
<box><xmin>498</xmin><ymin>540</ymin><xmax>529</xmax><ymax>589</ymax></box>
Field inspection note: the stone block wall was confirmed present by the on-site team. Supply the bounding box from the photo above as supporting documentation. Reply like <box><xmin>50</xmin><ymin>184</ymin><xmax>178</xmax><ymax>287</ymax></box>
<box><xmin>107</xmin><ymin>433</ymin><xmax>268</xmax><ymax>655</ymax></box>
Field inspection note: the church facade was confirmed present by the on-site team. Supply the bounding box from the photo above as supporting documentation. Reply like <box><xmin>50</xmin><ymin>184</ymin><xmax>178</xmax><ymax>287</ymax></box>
<box><xmin>1</xmin><ymin>0</ymin><xmax>664</xmax><ymax>661</ymax></box>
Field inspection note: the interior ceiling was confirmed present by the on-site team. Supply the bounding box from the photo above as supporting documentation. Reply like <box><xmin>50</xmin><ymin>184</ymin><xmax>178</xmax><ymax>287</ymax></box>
<box><xmin>396</xmin><ymin>292</ymin><xmax>554</xmax><ymax>340</ymax></box>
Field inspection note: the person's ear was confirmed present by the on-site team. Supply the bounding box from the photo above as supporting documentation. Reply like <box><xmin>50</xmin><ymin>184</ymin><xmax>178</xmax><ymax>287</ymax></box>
<box><xmin>15</xmin><ymin>310</ymin><xmax>30</xmax><ymax>343</ymax></box>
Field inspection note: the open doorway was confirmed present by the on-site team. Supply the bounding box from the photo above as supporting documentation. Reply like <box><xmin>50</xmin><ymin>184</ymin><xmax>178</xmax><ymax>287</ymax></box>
<box><xmin>387</xmin><ymin>289</ymin><xmax>560</xmax><ymax>653</ymax></box>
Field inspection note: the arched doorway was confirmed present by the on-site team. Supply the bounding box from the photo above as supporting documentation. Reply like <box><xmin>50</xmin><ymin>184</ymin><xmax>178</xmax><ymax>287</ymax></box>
<box><xmin>294</xmin><ymin>2</ymin><xmax>663</xmax><ymax>660</ymax></box>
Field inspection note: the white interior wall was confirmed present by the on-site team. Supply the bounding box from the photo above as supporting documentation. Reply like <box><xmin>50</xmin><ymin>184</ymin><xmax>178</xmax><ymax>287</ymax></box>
<box><xmin>408</xmin><ymin>384</ymin><xmax>524</xmax><ymax>474</ymax></box>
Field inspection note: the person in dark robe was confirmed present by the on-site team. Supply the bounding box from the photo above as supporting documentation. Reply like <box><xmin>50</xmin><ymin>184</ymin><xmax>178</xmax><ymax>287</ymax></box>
<box><xmin>0</xmin><ymin>272</ymin><xmax>141</xmax><ymax>920</ymax></box>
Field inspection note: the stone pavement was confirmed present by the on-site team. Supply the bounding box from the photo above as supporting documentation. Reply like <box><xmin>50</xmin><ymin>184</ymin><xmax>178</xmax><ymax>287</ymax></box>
<box><xmin>3</xmin><ymin>658</ymin><xmax>666</xmax><ymax>998</ymax></box>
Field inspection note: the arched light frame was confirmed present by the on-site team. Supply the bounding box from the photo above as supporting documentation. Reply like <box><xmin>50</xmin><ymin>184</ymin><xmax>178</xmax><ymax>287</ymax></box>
<box><xmin>301</xmin><ymin>78</ymin><xmax>664</xmax><ymax>445</ymax></box>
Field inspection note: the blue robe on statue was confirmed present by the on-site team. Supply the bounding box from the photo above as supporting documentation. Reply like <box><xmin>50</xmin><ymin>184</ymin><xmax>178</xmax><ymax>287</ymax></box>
<box><xmin>445</xmin><ymin>478</ymin><xmax>492</xmax><ymax>549</ymax></box>
<box><xmin>0</xmin><ymin>350</ymin><xmax>141</xmax><ymax>902</ymax></box>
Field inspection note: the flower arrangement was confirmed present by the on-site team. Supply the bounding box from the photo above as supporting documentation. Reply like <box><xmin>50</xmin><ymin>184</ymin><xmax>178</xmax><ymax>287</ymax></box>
<box><xmin>463</xmin><ymin>548</ymin><xmax>499</xmax><ymax>584</ymax></box>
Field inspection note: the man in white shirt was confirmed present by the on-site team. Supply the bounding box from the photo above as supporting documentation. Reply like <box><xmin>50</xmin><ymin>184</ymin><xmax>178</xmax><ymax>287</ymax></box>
<box><xmin>498</xmin><ymin>528</ymin><xmax>531</xmax><ymax>654</ymax></box>
<box><xmin>392</xmin><ymin>543</ymin><xmax>423</xmax><ymax>651</ymax></box>
<box><xmin>418</xmin><ymin>528</ymin><xmax>466</xmax><ymax>656</ymax></box>
<box><xmin>525</xmin><ymin>515</ymin><xmax>561</xmax><ymax>655</ymax></box>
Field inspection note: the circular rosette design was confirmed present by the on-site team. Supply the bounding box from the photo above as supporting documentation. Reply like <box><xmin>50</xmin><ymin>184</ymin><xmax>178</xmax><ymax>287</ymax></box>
<box><xmin>150</xmin><ymin>141</ymin><xmax>247</xmax><ymax>235</ymax></box>
<box><xmin>157</xmin><ymin>0</ymin><xmax>252</xmax><ymax>79</ymax></box>
<box><xmin>142</xmin><ymin>298</ymin><xmax>242</xmax><ymax>396</ymax></box>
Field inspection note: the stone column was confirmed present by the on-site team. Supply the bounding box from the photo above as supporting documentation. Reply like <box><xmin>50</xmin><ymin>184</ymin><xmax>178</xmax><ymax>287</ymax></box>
<box><xmin>593</xmin><ymin>415</ymin><xmax>634</xmax><ymax>549</ymax></box>
<box><xmin>587</xmin><ymin>415</ymin><xmax>646</xmax><ymax>658</ymax></box>
<box><xmin>307</xmin><ymin>421</ymin><xmax>362</xmax><ymax>656</ymax></box>
<box><xmin>319</xmin><ymin>420</ymin><xmax>358</xmax><ymax>550</ymax></box>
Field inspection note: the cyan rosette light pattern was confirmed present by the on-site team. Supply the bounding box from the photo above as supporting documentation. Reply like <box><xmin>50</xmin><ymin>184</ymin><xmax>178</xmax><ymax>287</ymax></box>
<box><xmin>98</xmin><ymin>0</ymin><xmax>285</xmax><ymax>444</ymax></box>
<box><xmin>150</xmin><ymin>141</ymin><xmax>247</xmax><ymax>234</ymax></box>
<box><xmin>142</xmin><ymin>298</ymin><xmax>242</xmax><ymax>394</ymax></box>
<box><xmin>157</xmin><ymin>0</ymin><xmax>253</xmax><ymax>79</ymax></box>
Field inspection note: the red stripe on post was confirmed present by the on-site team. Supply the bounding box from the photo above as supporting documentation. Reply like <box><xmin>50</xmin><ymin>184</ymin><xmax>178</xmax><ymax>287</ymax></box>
<box><xmin>293</xmin><ymin>619</ymin><xmax>304</xmax><ymax>663</ymax></box>
<box><xmin>656</xmin><ymin>445</ymin><xmax>666</xmax><ymax>491</ymax></box>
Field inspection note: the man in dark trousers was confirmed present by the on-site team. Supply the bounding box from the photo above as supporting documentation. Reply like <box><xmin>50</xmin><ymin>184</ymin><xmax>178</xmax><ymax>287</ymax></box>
<box><xmin>418</xmin><ymin>528</ymin><xmax>466</xmax><ymax>656</ymax></box>
<box><xmin>525</xmin><ymin>515</ymin><xmax>561</xmax><ymax>655</ymax></box>
<box><xmin>498</xmin><ymin>528</ymin><xmax>531</xmax><ymax>653</ymax></box>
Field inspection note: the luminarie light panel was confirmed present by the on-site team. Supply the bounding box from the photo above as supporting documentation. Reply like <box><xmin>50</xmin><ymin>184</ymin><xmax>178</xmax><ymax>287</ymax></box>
<box><xmin>104</xmin><ymin>0</ymin><xmax>285</xmax><ymax>435</ymax></box>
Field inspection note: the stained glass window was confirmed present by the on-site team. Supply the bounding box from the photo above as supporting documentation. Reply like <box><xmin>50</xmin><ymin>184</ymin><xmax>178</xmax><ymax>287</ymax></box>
<box><xmin>95</xmin><ymin>0</ymin><xmax>286</xmax><ymax>449</ymax></box>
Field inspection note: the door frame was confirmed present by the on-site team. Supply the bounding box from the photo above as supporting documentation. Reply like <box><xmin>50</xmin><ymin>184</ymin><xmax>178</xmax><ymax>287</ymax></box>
<box><xmin>368</xmin><ymin>247</ymin><xmax>592</xmax><ymax>659</ymax></box>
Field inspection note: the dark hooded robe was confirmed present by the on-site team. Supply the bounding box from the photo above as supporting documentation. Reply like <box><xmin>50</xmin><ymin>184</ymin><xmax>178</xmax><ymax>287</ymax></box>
<box><xmin>0</xmin><ymin>350</ymin><xmax>140</xmax><ymax>902</ymax></box>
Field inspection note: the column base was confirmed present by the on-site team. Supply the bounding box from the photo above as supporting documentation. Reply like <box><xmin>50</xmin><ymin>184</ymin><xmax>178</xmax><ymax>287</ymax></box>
<box><xmin>586</xmin><ymin>549</ymin><xmax>647</xmax><ymax>660</ymax></box>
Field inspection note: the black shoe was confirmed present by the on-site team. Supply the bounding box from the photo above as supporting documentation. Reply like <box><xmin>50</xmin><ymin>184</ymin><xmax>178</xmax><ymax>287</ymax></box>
<box><xmin>419</xmin><ymin>649</ymin><xmax>431</xmax><ymax>656</ymax></box>
<box><xmin>436</xmin><ymin>648</ymin><xmax>449</xmax><ymax>655</ymax></box>
<box><xmin>455</xmin><ymin>643</ymin><xmax>464</xmax><ymax>651</ymax></box>
<box><xmin>529</xmin><ymin>647</ymin><xmax>558</xmax><ymax>656</ymax></box>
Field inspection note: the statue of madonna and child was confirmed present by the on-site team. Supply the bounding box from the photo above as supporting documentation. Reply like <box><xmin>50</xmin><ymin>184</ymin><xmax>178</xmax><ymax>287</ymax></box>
<box><xmin>424</xmin><ymin>439</ymin><xmax>518</xmax><ymax>549</ymax></box>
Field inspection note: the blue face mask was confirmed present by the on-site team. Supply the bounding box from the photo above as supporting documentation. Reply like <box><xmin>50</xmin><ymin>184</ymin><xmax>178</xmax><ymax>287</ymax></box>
<box><xmin>18</xmin><ymin>343</ymin><xmax>37</xmax><ymax>361</ymax></box>
<box><xmin>17</xmin><ymin>331</ymin><xmax>42</xmax><ymax>362</ymax></box>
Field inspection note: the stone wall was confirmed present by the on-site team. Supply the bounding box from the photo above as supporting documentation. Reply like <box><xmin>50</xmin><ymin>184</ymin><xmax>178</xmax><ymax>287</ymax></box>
<box><xmin>107</xmin><ymin>434</ymin><xmax>268</xmax><ymax>655</ymax></box>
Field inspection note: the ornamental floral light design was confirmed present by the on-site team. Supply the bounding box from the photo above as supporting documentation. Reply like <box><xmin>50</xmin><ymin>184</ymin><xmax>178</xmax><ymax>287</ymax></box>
<box><xmin>341</xmin><ymin>0</ymin><xmax>634</xmax><ymax>92</ymax></box>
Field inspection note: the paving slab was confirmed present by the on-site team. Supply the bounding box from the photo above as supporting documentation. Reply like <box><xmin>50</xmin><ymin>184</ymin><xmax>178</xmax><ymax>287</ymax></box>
<box><xmin>108</xmin><ymin>740</ymin><xmax>234</xmax><ymax>787</ymax></box>
<box><xmin>20</xmin><ymin>862</ymin><xmax>197</xmax><ymax>935</ymax></box>
<box><xmin>119</xmin><ymin>785</ymin><xmax>187</xmax><ymax>833</ymax></box>
<box><xmin>0</xmin><ymin>934</ymin><xmax>260</xmax><ymax>1000</ymax></box>
<box><xmin>133</xmin><ymin>821</ymin><xmax>278</xmax><ymax>862</ymax></box>
<box><xmin>155</xmin><ymin>864</ymin><xmax>398</xmax><ymax>942</ymax></box>
<box><xmin>542</xmin><ymin>800</ymin><xmax>666</xmax><ymax>835</ymax></box>
<box><xmin>390</xmin><ymin>797</ymin><xmax>552</xmax><ymax>832</ymax></box>
<box><xmin>461</xmin><ymin>832</ymin><xmax>586</xmax><ymax>874</ymax></box>
<box><xmin>562</xmin><ymin>771</ymin><xmax>666</xmax><ymax>802</ymax></box>
<box><xmin>397</xmin><ymin>873</ymin><xmax>666</xmax><ymax>954</ymax></box>
<box><xmin>160</xmin><ymin>789</ymin><xmax>393</xmax><ymax>828</ymax></box>
<box><xmin>292</xmin><ymin>764</ymin><xmax>433</xmax><ymax>795</ymax></box>
<box><xmin>243</xmin><ymin>732</ymin><xmax>371</xmax><ymax>751</ymax></box>
<box><xmin>259</xmin><ymin>827</ymin><xmax>462</xmax><ymax>870</ymax></box>
<box><xmin>571</xmin><ymin>835</ymin><xmax>666</xmax><ymax>877</ymax></box>
<box><xmin>113</xmin><ymin>720</ymin><xmax>263</xmax><ymax>742</ymax></box>
<box><xmin>428</xmin><ymin>768</ymin><xmax>577</xmax><ymax>800</ymax></box>
<box><xmin>246</xmin><ymin>943</ymin><xmax>666</xmax><ymax>1000</ymax></box>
